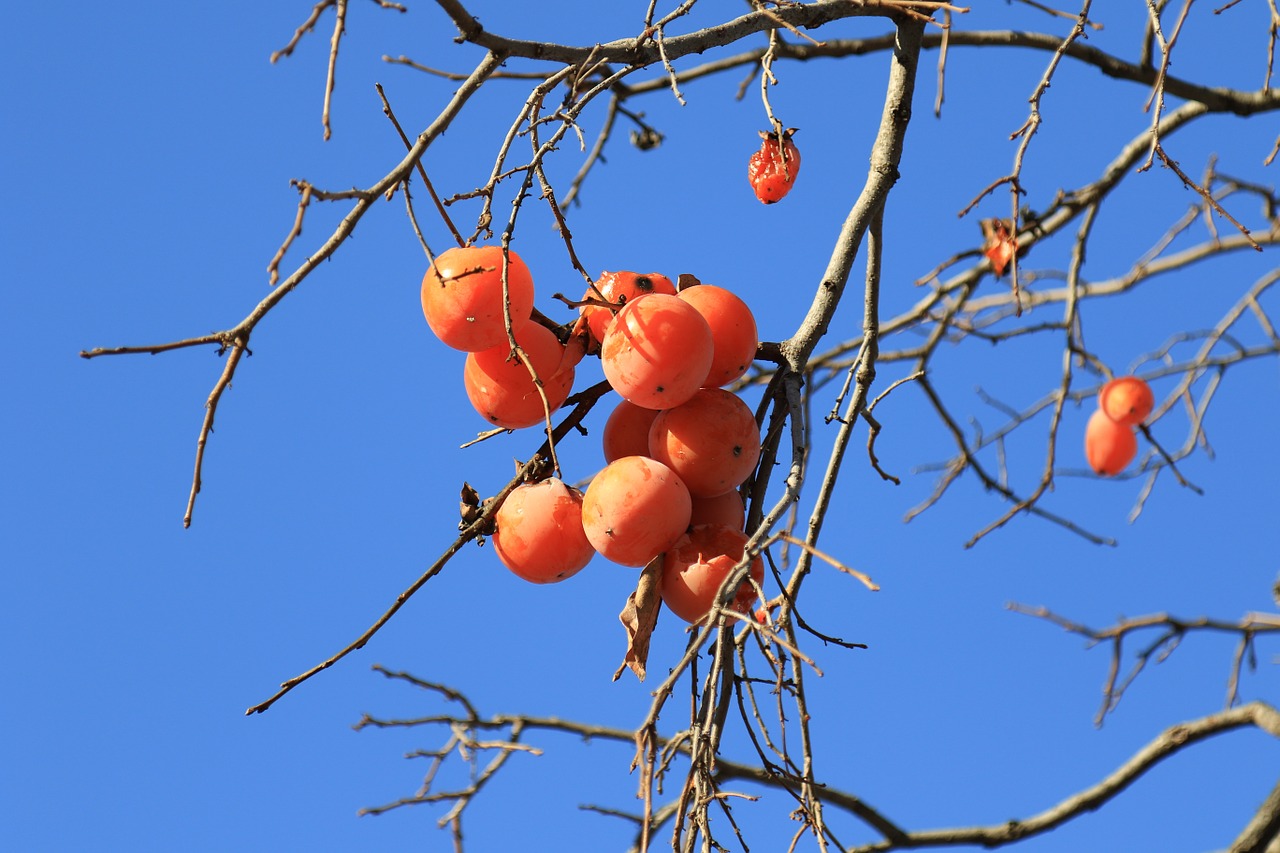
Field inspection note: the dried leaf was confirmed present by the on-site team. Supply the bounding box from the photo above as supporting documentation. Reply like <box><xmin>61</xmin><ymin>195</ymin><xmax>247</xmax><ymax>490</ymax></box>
<box><xmin>559</xmin><ymin>315</ymin><xmax>592</xmax><ymax>369</ymax></box>
<box><xmin>979</xmin><ymin>218</ymin><xmax>1019</xmax><ymax>278</ymax></box>
<box><xmin>458</xmin><ymin>482</ymin><xmax>483</xmax><ymax>529</ymax></box>
<box><xmin>612</xmin><ymin>556</ymin><xmax>663</xmax><ymax>682</ymax></box>
<box><xmin>676</xmin><ymin>273</ymin><xmax>702</xmax><ymax>292</ymax></box>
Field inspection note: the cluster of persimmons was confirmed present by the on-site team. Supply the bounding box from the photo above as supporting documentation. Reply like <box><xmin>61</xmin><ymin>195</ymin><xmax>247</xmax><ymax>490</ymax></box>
<box><xmin>420</xmin><ymin>246</ymin><xmax>764</xmax><ymax>626</ymax></box>
<box><xmin>1085</xmin><ymin>376</ymin><xmax>1155</xmax><ymax>476</ymax></box>
<box><xmin>419</xmin><ymin>235</ymin><xmax>1151</xmax><ymax>627</ymax></box>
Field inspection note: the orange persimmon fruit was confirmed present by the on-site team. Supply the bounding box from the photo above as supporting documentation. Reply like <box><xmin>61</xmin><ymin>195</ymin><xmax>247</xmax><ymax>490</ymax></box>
<box><xmin>581</xmin><ymin>456</ymin><xmax>692</xmax><ymax>568</ymax></box>
<box><xmin>463</xmin><ymin>321</ymin><xmax>574</xmax><ymax>429</ymax></box>
<box><xmin>1085</xmin><ymin>408</ymin><xmax>1137</xmax><ymax>476</ymax></box>
<box><xmin>678</xmin><ymin>284</ymin><xmax>759</xmax><ymax>388</ymax></box>
<box><xmin>601</xmin><ymin>399</ymin><xmax>660</xmax><ymax>464</ymax></box>
<box><xmin>688</xmin><ymin>489</ymin><xmax>746</xmax><ymax>532</ymax></box>
<box><xmin>492</xmin><ymin>479</ymin><xmax>595</xmax><ymax>584</ymax></box>
<box><xmin>648</xmin><ymin>388</ymin><xmax>761</xmax><ymax>498</ymax></box>
<box><xmin>661</xmin><ymin>523</ymin><xmax>764</xmax><ymax>624</ymax></box>
<box><xmin>1099</xmin><ymin>376</ymin><xmax>1154</xmax><ymax>427</ymax></box>
<box><xmin>600</xmin><ymin>293</ymin><xmax>714</xmax><ymax>410</ymax></box>
<box><xmin>579</xmin><ymin>271</ymin><xmax>677</xmax><ymax>346</ymax></box>
<box><xmin>421</xmin><ymin>245</ymin><xmax>535</xmax><ymax>352</ymax></box>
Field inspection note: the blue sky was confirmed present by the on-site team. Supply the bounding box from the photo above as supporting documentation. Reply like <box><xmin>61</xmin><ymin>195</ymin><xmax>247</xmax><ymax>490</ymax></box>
<box><xmin>4</xmin><ymin>3</ymin><xmax>1278</xmax><ymax>851</ymax></box>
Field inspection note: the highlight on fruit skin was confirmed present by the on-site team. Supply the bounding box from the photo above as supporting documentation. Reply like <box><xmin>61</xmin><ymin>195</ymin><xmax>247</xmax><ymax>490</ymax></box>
<box><xmin>492</xmin><ymin>479</ymin><xmax>595</xmax><ymax>584</ymax></box>
<box><xmin>1085</xmin><ymin>408</ymin><xmax>1138</xmax><ymax>476</ymax></box>
<box><xmin>420</xmin><ymin>245</ymin><xmax>535</xmax><ymax>352</ymax></box>
<box><xmin>581</xmin><ymin>455</ymin><xmax>692</xmax><ymax>567</ymax></box>
<box><xmin>1099</xmin><ymin>376</ymin><xmax>1154</xmax><ymax>427</ymax></box>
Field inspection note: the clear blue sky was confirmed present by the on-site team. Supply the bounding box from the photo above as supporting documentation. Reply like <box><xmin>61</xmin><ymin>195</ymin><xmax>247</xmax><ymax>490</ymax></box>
<box><xmin>3</xmin><ymin>3</ymin><xmax>1277</xmax><ymax>851</ymax></box>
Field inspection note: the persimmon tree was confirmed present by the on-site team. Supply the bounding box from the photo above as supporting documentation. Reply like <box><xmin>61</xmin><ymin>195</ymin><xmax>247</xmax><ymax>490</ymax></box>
<box><xmin>82</xmin><ymin>1</ymin><xmax>1280</xmax><ymax>851</ymax></box>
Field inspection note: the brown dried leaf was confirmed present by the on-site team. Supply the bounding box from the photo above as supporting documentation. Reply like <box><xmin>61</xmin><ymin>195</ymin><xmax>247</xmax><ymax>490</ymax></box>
<box><xmin>979</xmin><ymin>218</ymin><xmax>1023</xmax><ymax>278</ymax></box>
<box><xmin>458</xmin><ymin>482</ymin><xmax>483</xmax><ymax>529</ymax></box>
<box><xmin>676</xmin><ymin>273</ymin><xmax>702</xmax><ymax>291</ymax></box>
<box><xmin>612</xmin><ymin>556</ymin><xmax>663</xmax><ymax>682</ymax></box>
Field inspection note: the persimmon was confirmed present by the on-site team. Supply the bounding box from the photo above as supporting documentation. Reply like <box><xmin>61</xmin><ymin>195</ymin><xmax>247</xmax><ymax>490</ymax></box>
<box><xmin>648</xmin><ymin>389</ymin><xmax>761</xmax><ymax>497</ymax></box>
<box><xmin>661</xmin><ymin>523</ymin><xmax>764</xmax><ymax>624</ymax></box>
<box><xmin>463</xmin><ymin>321</ymin><xmax>574</xmax><ymax>429</ymax></box>
<box><xmin>601</xmin><ymin>399</ymin><xmax>660</xmax><ymax>464</ymax></box>
<box><xmin>747</xmin><ymin>128</ymin><xmax>800</xmax><ymax>204</ymax></box>
<box><xmin>581</xmin><ymin>456</ymin><xmax>692</xmax><ymax>567</ymax></box>
<box><xmin>1085</xmin><ymin>408</ymin><xmax>1137</xmax><ymax>476</ymax></box>
<box><xmin>601</xmin><ymin>293</ymin><xmax>714</xmax><ymax>410</ymax></box>
<box><xmin>579</xmin><ymin>271</ymin><xmax>677</xmax><ymax>346</ymax></box>
<box><xmin>1099</xmin><ymin>376</ymin><xmax>1154</xmax><ymax>427</ymax></box>
<box><xmin>421</xmin><ymin>245</ymin><xmax>535</xmax><ymax>352</ymax></box>
<box><xmin>678</xmin><ymin>284</ymin><xmax>758</xmax><ymax>388</ymax></box>
<box><xmin>493</xmin><ymin>479</ymin><xmax>595</xmax><ymax>584</ymax></box>
<box><xmin>689</xmin><ymin>489</ymin><xmax>746</xmax><ymax>531</ymax></box>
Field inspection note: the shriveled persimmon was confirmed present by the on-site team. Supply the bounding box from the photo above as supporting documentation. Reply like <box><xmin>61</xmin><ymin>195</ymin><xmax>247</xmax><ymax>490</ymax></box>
<box><xmin>421</xmin><ymin>245</ymin><xmax>535</xmax><ymax>352</ymax></box>
<box><xmin>463</xmin><ymin>321</ymin><xmax>574</xmax><ymax>429</ymax></box>
<box><xmin>747</xmin><ymin>128</ymin><xmax>800</xmax><ymax>204</ymax></box>
<box><xmin>579</xmin><ymin>271</ymin><xmax>677</xmax><ymax>346</ymax></box>
<box><xmin>648</xmin><ymin>388</ymin><xmax>761</xmax><ymax>497</ymax></box>
<box><xmin>493</xmin><ymin>479</ymin><xmax>595</xmax><ymax>584</ymax></box>
<box><xmin>678</xmin><ymin>284</ymin><xmax>758</xmax><ymax>388</ymax></box>
<box><xmin>1099</xmin><ymin>376</ymin><xmax>1154</xmax><ymax>427</ymax></box>
<box><xmin>661</xmin><ymin>523</ymin><xmax>764</xmax><ymax>624</ymax></box>
<box><xmin>601</xmin><ymin>293</ymin><xmax>714</xmax><ymax>410</ymax></box>
<box><xmin>581</xmin><ymin>456</ymin><xmax>692</xmax><ymax>567</ymax></box>
<box><xmin>1085</xmin><ymin>408</ymin><xmax>1137</xmax><ymax>476</ymax></box>
<box><xmin>601</xmin><ymin>399</ymin><xmax>660</xmax><ymax>464</ymax></box>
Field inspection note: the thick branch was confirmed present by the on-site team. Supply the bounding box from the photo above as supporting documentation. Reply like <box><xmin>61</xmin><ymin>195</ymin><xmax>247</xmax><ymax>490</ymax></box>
<box><xmin>432</xmin><ymin>0</ymin><xmax>945</xmax><ymax>69</ymax></box>
<box><xmin>780</xmin><ymin>18</ymin><xmax>924</xmax><ymax>369</ymax></box>
<box><xmin>845</xmin><ymin>702</ymin><xmax>1280</xmax><ymax>852</ymax></box>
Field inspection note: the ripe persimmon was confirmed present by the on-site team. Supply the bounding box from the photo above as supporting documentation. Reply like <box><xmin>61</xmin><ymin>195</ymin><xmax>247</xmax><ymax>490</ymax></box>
<box><xmin>601</xmin><ymin>293</ymin><xmax>714</xmax><ymax>410</ymax></box>
<box><xmin>678</xmin><ymin>284</ymin><xmax>758</xmax><ymax>388</ymax></box>
<box><xmin>689</xmin><ymin>489</ymin><xmax>746</xmax><ymax>531</ymax></box>
<box><xmin>648</xmin><ymin>389</ymin><xmax>761</xmax><ymax>497</ymax></box>
<box><xmin>579</xmin><ymin>271</ymin><xmax>677</xmax><ymax>346</ymax></box>
<box><xmin>463</xmin><ymin>321</ymin><xmax>574</xmax><ymax>429</ymax></box>
<box><xmin>421</xmin><ymin>245</ymin><xmax>535</xmax><ymax>352</ymax></box>
<box><xmin>601</xmin><ymin>399</ymin><xmax>660</xmax><ymax>464</ymax></box>
<box><xmin>1099</xmin><ymin>376</ymin><xmax>1154</xmax><ymax>427</ymax></box>
<box><xmin>661</xmin><ymin>523</ymin><xmax>764</xmax><ymax>624</ymax></box>
<box><xmin>493</xmin><ymin>479</ymin><xmax>595</xmax><ymax>584</ymax></box>
<box><xmin>581</xmin><ymin>456</ymin><xmax>692</xmax><ymax>567</ymax></box>
<box><xmin>1085</xmin><ymin>408</ymin><xmax>1137</xmax><ymax>476</ymax></box>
